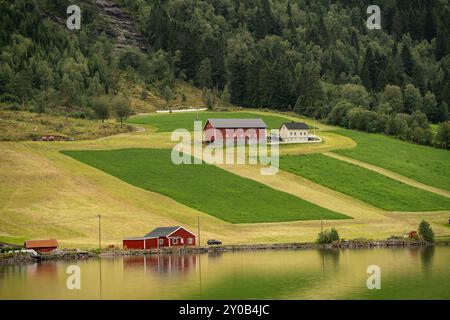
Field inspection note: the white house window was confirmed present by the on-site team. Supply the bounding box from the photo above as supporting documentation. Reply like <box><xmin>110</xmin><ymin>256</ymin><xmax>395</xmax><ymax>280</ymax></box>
<box><xmin>159</xmin><ymin>238</ymin><xmax>164</xmax><ymax>245</ymax></box>
<box><xmin>172</xmin><ymin>238</ymin><xmax>178</xmax><ymax>245</ymax></box>
<box><xmin>188</xmin><ymin>238</ymin><xmax>193</xmax><ymax>245</ymax></box>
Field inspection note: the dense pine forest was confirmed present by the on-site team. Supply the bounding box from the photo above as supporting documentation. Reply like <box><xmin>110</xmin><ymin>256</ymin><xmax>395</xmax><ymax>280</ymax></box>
<box><xmin>0</xmin><ymin>0</ymin><xmax>449</xmax><ymax>148</ymax></box>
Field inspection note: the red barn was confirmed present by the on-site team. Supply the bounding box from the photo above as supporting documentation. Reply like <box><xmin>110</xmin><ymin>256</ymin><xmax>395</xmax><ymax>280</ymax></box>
<box><xmin>203</xmin><ymin>119</ymin><xmax>267</xmax><ymax>144</ymax></box>
<box><xmin>123</xmin><ymin>226</ymin><xmax>196</xmax><ymax>250</ymax></box>
<box><xmin>24</xmin><ymin>239</ymin><xmax>58</xmax><ymax>253</ymax></box>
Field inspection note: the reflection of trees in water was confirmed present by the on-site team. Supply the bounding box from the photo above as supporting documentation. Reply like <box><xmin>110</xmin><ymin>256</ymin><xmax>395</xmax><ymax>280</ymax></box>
<box><xmin>318</xmin><ymin>249</ymin><xmax>341</xmax><ymax>273</ymax></box>
<box><xmin>420</xmin><ymin>246</ymin><xmax>435</xmax><ymax>272</ymax></box>
<box><xmin>123</xmin><ymin>254</ymin><xmax>197</xmax><ymax>276</ymax></box>
<box><xmin>407</xmin><ymin>246</ymin><xmax>435</xmax><ymax>273</ymax></box>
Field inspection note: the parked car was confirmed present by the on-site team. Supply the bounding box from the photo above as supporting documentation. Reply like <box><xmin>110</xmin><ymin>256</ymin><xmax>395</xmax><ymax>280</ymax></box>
<box><xmin>207</xmin><ymin>239</ymin><xmax>222</xmax><ymax>246</ymax></box>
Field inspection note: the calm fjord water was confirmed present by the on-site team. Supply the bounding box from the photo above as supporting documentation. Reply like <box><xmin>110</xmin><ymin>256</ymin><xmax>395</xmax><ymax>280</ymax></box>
<box><xmin>1</xmin><ymin>247</ymin><xmax>449</xmax><ymax>300</ymax></box>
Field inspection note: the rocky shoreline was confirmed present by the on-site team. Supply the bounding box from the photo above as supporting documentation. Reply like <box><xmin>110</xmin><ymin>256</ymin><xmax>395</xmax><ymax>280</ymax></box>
<box><xmin>1</xmin><ymin>239</ymin><xmax>442</xmax><ymax>265</ymax></box>
<box><xmin>103</xmin><ymin>239</ymin><xmax>433</xmax><ymax>257</ymax></box>
<box><xmin>0</xmin><ymin>250</ymin><xmax>96</xmax><ymax>265</ymax></box>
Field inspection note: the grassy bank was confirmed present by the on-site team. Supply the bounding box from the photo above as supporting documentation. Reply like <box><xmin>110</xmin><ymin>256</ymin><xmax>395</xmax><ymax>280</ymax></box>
<box><xmin>0</xmin><ymin>111</ymin><xmax>133</xmax><ymax>141</ymax></box>
<box><xmin>280</xmin><ymin>153</ymin><xmax>450</xmax><ymax>212</ymax></box>
<box><xmin>334</xmin><ymin>129</ymin><xmax>450</xmax><ymax>192</ymax></box>
<box><xmin>0</xmin><ymin>236</ymin><xmax>26</xmax><ymax>245</ymax></box>
<box><xmin>62</xmin><ymin>148</ymin><xmax>349</xmax><ymax>223</ymax></box>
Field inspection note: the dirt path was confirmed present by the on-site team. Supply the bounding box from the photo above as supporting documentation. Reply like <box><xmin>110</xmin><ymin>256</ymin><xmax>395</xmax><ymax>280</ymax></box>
<box><xmin>324</xmin><ymin>152</ymin><xmax>450</xmax><ymax>198</ymax></box>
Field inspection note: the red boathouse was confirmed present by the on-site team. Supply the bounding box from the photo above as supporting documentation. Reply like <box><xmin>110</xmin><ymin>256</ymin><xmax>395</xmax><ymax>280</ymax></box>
<box><xmin>203</xmin><ymin>119</ymin><xmax>267</xmax><ymax>144</ymax></box>
<box><xmin>123</xmin><ymin>226</ymin><xmax>197</xmax><ymax>250</ymax></box>
<box><xmin>24</xmin><ymin>239</ymin><xmax>59</xmax><ymax>253</ymax></box>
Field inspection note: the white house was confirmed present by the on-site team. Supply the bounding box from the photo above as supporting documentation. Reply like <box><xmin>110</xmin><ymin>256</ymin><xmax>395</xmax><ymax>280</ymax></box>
<box><xmin>279</xmin><ymin>122</ymin><xmax>310</xmax><ymax>142</ymax></box>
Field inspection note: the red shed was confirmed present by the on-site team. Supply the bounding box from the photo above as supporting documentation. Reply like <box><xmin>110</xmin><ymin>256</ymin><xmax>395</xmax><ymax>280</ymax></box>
<box><xmin>24</xmin><ymin>239</ymin><xmax>58</xmax><ymax>253</ymax></box>
<box><xmin>123</xmin><ymin>226</ymin><xmax>196</xmax><ymax>250</ymax></box>
<box><xmin>203</xmin><ymin>119</ymin><xmax>267</xmax><ymax>144</ymax></box>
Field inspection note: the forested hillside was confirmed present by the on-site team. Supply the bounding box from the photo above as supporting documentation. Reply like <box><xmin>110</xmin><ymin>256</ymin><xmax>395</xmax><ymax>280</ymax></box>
<box><xmin>0</xmin><ymin>0</ymin><xmax>449</xmax><ymax>147</ymax></box>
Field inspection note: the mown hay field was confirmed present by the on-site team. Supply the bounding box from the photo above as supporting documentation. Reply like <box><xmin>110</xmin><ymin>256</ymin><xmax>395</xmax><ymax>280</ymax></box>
<box><xmin>281</xmin><ymin>153</ymin><xmax>450</xmax><ymax>212</ymax></box>
<box><xmin>334</xmin><ymin>129</ymin><xmax>450</xmax><ymax>192</ymax></box>
<box><xmin>62</xmin><ymin>148</ymin><xmax>349</xmax><ymax>223</ymax></box>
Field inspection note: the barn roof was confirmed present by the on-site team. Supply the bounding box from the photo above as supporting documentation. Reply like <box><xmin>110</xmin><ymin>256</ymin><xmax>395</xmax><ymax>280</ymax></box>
<box><xmin>282</xmin><ymin>122</ymin><xmax>309</xmax><ymax>130</ymax></box>
<box><xmin>24</xmin><ymin>239</ymin><xmax>58</xmax><ymax>249</ymax></box>
<box><xmin>207</xmin><ymin>118</ymin><xmax>267</xmax><ymax>129</ymax></box>
<box><xmin>145</xmin><ymin>226</ymin><xmax>181</xmax><ymax>238</ymax></box>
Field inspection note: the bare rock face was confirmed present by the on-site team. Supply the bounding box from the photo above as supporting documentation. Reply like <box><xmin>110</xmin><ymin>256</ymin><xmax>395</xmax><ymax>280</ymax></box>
<box><xmin>95</xmin><ymin>0</ymin><xmax>148</xmax><ymax>52</ymax></box>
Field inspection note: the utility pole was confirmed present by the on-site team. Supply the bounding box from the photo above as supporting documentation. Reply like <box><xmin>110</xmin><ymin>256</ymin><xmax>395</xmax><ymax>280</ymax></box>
<box><xmin>198</xmin><ymin>215</ymin><xmax>201</xmax><ymax>247</ymax></box>
<box><xmin>314</xmin><ymin>117</ymin><xmax>317</xmax><ymax>138</ymax></box>
<box><xmin>98</xmin><ymin>214</ymin><xmax>102</xmax><ymax>251</ymax></box>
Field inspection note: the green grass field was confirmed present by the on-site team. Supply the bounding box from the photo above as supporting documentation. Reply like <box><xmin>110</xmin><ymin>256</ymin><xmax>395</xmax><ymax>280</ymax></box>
<box><xmin>334</xmin><ymin>130</ymin><xmax>450</xmax><ymax>191</ymax></box>
<box><xmin>280</xmin><ymin>153</ymin><xmax>450</xmax><ymax>212</ymax></box>
<box><xmin>127</xmin><ymin>111</ymin><xmax>293</xmax><ymax>132</ymax></box>
<box><xmin>62</xmin><ymin>148</ymin><xmax>349</xmax><ymax>223</ymax></box>
<box><xmin>0</xmin><ymin>236</ymin><xmax>26</xmax><ymax>245</ymax></box>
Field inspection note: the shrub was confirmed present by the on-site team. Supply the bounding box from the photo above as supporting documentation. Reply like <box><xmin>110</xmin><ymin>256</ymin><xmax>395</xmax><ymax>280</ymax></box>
<box><xmin>91</xmin><ymin>95</ymin><xmax>111</xmax><ymax>122</ymax></box>
<box><xmin>111</xmin><ymin>95</ymin><xmax>132</xmax><ymax>126</ymax></box>
<box><xmin>329</xmin><ymin>228</ymin><xmax>340</xmax><ymax>242</ymax></box>
<box><xmin>202</xmin><ymin>89</ymin><xmax>217</xmax><ymax>110</ymax></box>
<box><xmin>317</xmin><ymin>228</ymin><xmax>340</xmax><ymax>244</ymax></box>
<box><xmin>0</xmin><ymin>93</ymin><xmax>20</xmax><ymax>103</ymax></box>
<box><xmin>69</xmin><ymin>111</ymin><xmax>89</xmax><ymax>119</ymax></box>
<box><xmin>418</xmin><ymin>220</ymin><xmax>435</xmax><ymax>243</ymax></box>
<box><xmin>327</xmin><ymin>101</ymin><xmax>353</xmax><ymax>127</ymax></box>
<box><xmin>6</xmin><ymin>103</ymin><xmax>20</xmax><ymax>111</ymax></box>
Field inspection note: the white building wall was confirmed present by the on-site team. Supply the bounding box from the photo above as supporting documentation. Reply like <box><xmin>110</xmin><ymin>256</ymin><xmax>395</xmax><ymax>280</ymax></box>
<box><xmin>280</xmin><ymin>125</ymin><xmax>309</xmax><ymax>142</ymax></box>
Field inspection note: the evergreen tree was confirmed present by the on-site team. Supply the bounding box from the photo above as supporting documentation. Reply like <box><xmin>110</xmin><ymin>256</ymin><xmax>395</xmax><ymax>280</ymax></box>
<box><xmin>361</xmin><ymin>47</ymin><xmax>376</xmax><ymax>91</ymax></box>
<box><xmin>294</xmin><ymin>62</ymin><xmax>324</xmax><ymax>117</ymax></box>
<box><xmin>162</xmin><ymin>86</ymin><xmax>172</xmax><ymax>107</ymax></box>
<box><xmin>196</xmin><ymin>58</ymin><xmax>213</xmax><ymax>89</ymax></box>
<box><xmin>401</xmin><ymin>40</ymin><xmax>414</xmax><ymax>78</ymax></box>
<box><xmin>418</xmin><ymin>220</ymin><xmax>435</xmax><ymax>243</ymax></box>
<box><xmin>221</xmin><ymin>84</ymin><xmax>231</xmax><ymax>106</ymax></box>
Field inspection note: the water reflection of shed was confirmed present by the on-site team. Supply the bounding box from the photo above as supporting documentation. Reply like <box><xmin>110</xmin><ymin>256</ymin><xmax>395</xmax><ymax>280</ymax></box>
<box><xmin>123</xmin><ymin>254</ymin><xmax>197</xmax><ymax>275</ymax></box>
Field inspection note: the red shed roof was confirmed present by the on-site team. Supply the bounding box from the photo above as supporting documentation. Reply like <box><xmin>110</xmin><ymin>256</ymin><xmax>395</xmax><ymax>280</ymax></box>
<box><xmin>124</xmin><ymin>226</ymin><xmax>196</xmax><ymax>241</ymax></box>
<box><xmin>25</xmin><ymin>239</ymin><xmax>58</xmax><ymax>249</ymax></box>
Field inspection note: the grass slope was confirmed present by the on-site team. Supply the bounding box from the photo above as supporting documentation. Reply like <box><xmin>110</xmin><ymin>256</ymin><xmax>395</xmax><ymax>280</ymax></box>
<box><xmin>127</xmin><ymin>111</ymin><xmax>293</xmax><ymax>132</ymax></box>
<box><xmin>62</xmin><ymin>148</ymin><xmax>348</xmax><ymax>223</ymax></box>
<box><xmin>0</xmin><ymin>110</ymin><xmax>132</xmax><ymax>141</ymax></box>
<box><xmin>281</xmin><ymin>154</ymin><xmax>450</xmax><ymax>212</ymax></box>
<box><xmin>334</xmin><ymin>129</ymin><xmax>450</xmax><ymax>192</ymax></box>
